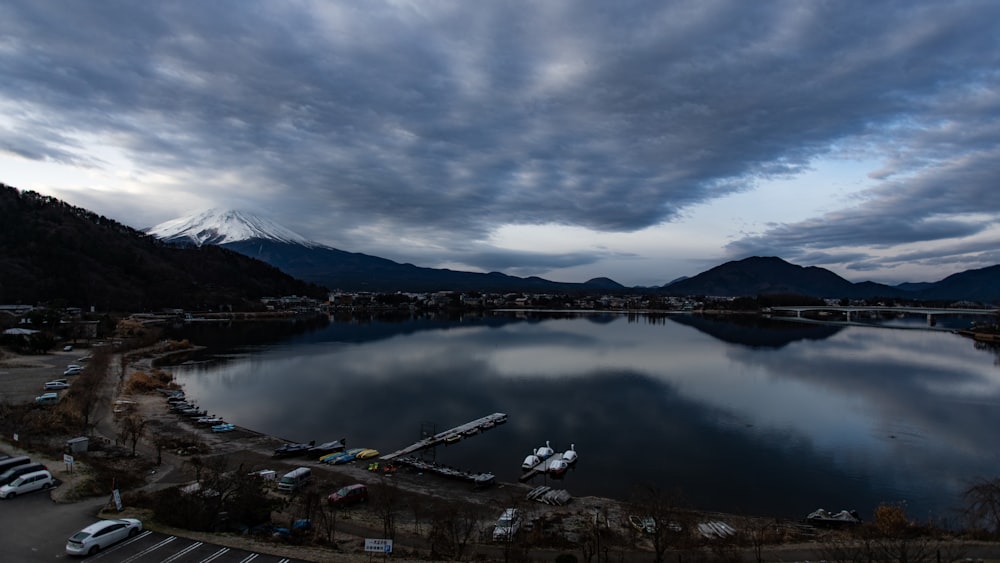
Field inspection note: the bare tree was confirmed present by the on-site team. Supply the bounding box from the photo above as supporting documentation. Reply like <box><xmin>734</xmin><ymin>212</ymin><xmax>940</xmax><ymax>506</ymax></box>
<box><xmin>629</xmin><ymin>484</ymin><xmax>691</xmax><ymax>563</ymax></box>
<box><xmin>117</xmin><ymin>413</ymin><xmax>147</xmax><ymax>456</ymax></box>
<box><xmin>963</xmin><ymin>477</ymin><xmax>1000</xmax><ymax>538</ymax></box>
<box><xmin>819</xmin><ymin>503</ymin><xmax>964</xmax><ymax>563</ymax></box>
<box><xmin>427</xmin><ymin>498</ymin><xmax>488</xmax><ymax>561</ymax></box>
<box><xmin>372</xmin><ymin>475</ymin><xmax>401</xmax><ymax>540</ymax></box>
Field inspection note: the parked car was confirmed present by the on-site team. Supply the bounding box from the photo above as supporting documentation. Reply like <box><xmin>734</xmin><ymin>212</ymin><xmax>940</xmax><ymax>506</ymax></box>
<box><xmin>65</xmin><ymin>518</ymin><xmax>143</xmax><ymax>556</ymax></box>
<box><xmin>327</xmin><ymin>483</ymin><xmax>368</xmax><ymax>506</ymax></box>
<box><xmin>0</xmin><ymin>462</ymin><xmax>48</xmax><ymax>487</ymax></box>
<box><xmin>63</xmin><ymin>345</ymin><xmax>73</xmax><ymax>352</ymax></box>
<box><xmin>64</xmin><ymin>366</ymin><xmax>83</xmax><ymax>376</ymax></box>
<box><xmin>492</xmin><ymin>508</ymin><xmax>522</xmax><ymax>541</ymax></box>
<box><xmin>0</xmin><ymin>469</ymin><xmax>54</xmax><ymax>499</ymax></box>
<box><xmin>35</xmin><ymin>392</ymin><xmax>59</xmax><ymax>405</ymax></box>
<box><xmin>276</xmin><ymin>467</ymin><xmax>311</xmax><ymax>492</ymax></box>
<box><xmin>0</xmin><ymin>456</ymin><xmax>32</xmax><ymax>476</ymax></box>
<box><xmin>44</xmin><ymin>381</ymin><xmax>70</xmax><ymax>390</ymax></box>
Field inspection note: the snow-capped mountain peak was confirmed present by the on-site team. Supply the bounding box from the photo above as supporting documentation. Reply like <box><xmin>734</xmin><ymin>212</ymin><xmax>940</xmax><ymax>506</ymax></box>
<box><xmin>147</xmin><ymin>208</ymin><xmax>318</xmax><ymax>247</ymax></box>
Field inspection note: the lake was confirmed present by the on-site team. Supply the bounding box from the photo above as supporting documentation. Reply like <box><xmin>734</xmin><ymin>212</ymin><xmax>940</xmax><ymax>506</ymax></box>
<box><xmin>167</xmin><ymin>311</ymin><xmax>1000</xmax><ymax>523</ymax></box>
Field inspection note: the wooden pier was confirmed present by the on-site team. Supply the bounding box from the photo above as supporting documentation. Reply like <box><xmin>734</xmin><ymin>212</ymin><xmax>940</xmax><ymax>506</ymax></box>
<box><xmin>379</xmin><ymin>412</ymin><xmax>508</xmax><ymax>461</ymax></box>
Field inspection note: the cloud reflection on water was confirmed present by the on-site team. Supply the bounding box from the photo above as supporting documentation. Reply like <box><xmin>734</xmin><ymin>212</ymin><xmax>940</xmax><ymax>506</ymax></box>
<box><xmin>172</xmin><ymin>313</ymin><xmax>1000</xmax><ymax>520</ymax></box>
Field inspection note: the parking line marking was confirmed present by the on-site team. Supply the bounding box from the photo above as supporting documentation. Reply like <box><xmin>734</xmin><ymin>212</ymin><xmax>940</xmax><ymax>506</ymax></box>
<box><xmin>199</xmin><ymin>547</ymin><xmax>230</xmax><ymax>563</ymax></box>
<box><xmin>159</xmin><ymin>540</ymin><xmax>203</xmax><ymax>562</ymax></box>
<box><xmin>87</xmin><ymin>530</ymin><xmax>153</xmax><ymax>560</ymax></box>
<box><xmin>238</xmin><ymin>553</ymin><xmax>260</xmax><ymax>563</ymax></box>
<box><xmin>119</xmin><ymin>535</ymin><xmax>177</xmax><ymax>563</ymax></box>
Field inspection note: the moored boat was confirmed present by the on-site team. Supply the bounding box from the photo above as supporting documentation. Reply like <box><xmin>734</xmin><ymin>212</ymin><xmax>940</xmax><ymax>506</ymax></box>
<box><xmin>562</xmin><ymin>444</ymin><xmax>578</xmax><ymax>464</ymax></box>
<box><xmin>308</xmin><ymin>439</ymin><xmax>345</xmax><ymax>456</ymax></box>
<box><xmin>535</xmin><ymin>441</ymin><xmax>555</xmax><ymax>460</ymax></box>
<box><xmin>806</xmin><ymin>508</ymin><xmax>861</xmax><ymax>525</ymax></box>
<box><xmin>521</xmin><ymin>453</ymin><xmax>541</xmax><ymax>471</ymax></box>
<box><xmin>324</xmin><ymin>447</ymin><xmax>364</xmax><ymax>465</ymax></box>
<box><xmin>547</xmin><ymin>457</ymin><xmax>570</xmax><ymax>476</ymax></box>
<box><xmin>273</xmin><ymin>441</ymin><xmax>315</xmax><ymax>458</ymax></box>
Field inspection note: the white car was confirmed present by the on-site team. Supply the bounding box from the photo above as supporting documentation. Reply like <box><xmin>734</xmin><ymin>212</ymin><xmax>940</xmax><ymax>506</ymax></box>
<box><xmin>492</xmin><ymin>508</ymin><xmax>522</xmax><ymax>541</ymax></box>
<box><xmin>64</xmin><ymin>366</ymin><xmax>83</xmax><ymax>376</ymax></box>
<box><xmin>0</xmin><ymin>469</ymin><xmax>54</xmax><ymax>499</ymax></box>
<box><xmin>44</xmin><ymin>381</ymin><xmax>70</xmax><ymax>390</ymax></box>
<box><xmin>66</xmin><ymin>518</ymin><xmax>143</xmax><ymax>556</ymax></box>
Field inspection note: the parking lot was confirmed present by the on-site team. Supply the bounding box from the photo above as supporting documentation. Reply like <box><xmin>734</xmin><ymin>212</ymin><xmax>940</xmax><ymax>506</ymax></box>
<box><xmin>80</xmin><ymin>530</ymin><xmax>300</xmax><ymax>563</ymax></box>
<box><xmin>0</xmin><ymin>464</ymin><xmax>307</xmax><ymax>563</ymax></box>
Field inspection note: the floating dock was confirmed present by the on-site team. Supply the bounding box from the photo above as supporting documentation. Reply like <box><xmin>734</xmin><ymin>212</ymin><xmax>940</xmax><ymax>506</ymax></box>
<box><xmin>380</xmin><ymin>412</ymin><xmax>508</xmax><ymax>461</ymax></box>
<box><xmin>394</xmin><ymin>456</ymin><xmax>495</xmax><ymax>487</ymax></box>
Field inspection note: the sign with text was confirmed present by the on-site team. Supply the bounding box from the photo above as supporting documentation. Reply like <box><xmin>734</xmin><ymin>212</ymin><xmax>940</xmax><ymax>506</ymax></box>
<box><xmin>364</xmin><ymin>538</ymin><xmax>393</xmax><ymax>553</ymax></box>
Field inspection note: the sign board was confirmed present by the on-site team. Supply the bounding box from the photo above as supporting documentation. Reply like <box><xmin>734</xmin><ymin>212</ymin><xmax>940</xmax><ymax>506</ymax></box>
<box><xmin>64</xmin><ymin>454</ymin><xmax>74</xmax><ymax>469</ymax></box>
<box><xmin>364</xmin><ymin>538</ymin><xmax>393</xmax><ymax>553</ymax></box>
<box><xmin>112</xmin><ymin>489</ymin><xmax>123</xmax><ymax>511</ymax></box>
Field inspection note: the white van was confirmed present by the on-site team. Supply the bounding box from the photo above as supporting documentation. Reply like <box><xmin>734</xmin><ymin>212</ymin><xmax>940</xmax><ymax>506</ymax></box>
<box><xmin>0</xmin><ymin>469</ymin><xmax>54</xmax><ymax>499</ymax></box>
<box><xmin>276</xmin><ymin>467</ymin><xmax>311</xmax><ymax>492</ymax></box>
<box><xmin>35</xmin><ymin>393</ymin><xmax>59</xmax><ymax>405</ymax></box>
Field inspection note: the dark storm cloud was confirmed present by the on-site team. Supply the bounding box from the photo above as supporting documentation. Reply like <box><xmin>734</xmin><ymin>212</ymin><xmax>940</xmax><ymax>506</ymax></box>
<box><xmin>1</xmin><ymin>1</ymin><xmax>998</xmax><ymax>273</ymax></box>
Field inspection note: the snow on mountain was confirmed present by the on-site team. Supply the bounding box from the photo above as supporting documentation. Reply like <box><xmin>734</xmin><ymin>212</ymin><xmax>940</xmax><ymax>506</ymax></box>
<box><xmin>147</xmin><ymin>208</ymin><xmax>318</xmax><ymax>247</ymax></box>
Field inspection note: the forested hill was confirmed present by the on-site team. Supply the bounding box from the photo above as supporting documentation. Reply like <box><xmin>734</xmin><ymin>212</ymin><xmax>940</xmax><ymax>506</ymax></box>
<box><xmin>0</xmin><ymin>184</ymin><xmax>327</xmax><ymax>311</ymax></box>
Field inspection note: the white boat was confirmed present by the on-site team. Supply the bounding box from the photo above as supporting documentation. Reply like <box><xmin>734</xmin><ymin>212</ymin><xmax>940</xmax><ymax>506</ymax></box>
<box><xmin>535</xmin><ymin>441</ymin><xmax>555</xmax><ymax>460</ymax></box>
<box><xmin>547</xmin><ymin>457</ymin><xmax>569</xmax><ymax>476</ymax></box>
<box><xmin>521</xmin><ymin>454</ymin><xmax>540</xmax><ymax>471</ymax></box>
<box><xmin>806</xmin><ymin>508</ymin><xmax>861</xmax><ymax>525</ymax></box>
<box><xmin>562</xmin><ymin>444</ymin><xmax>578</xmax><ymax>464</ymax></box>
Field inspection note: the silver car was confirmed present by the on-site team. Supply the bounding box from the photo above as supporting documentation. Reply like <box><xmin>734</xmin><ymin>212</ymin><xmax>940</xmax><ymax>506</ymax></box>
<box><xmin>65</xmin><ymin>518</ymin><xmax>142</xmax><ymax>556</ymax></box>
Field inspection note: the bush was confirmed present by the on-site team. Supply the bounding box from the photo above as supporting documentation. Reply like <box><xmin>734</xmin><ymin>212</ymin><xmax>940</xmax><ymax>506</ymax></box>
<box><xmin>125</xmin><ymin>369</ymin><xmax>179</xmax><ymax>394</ymax></box>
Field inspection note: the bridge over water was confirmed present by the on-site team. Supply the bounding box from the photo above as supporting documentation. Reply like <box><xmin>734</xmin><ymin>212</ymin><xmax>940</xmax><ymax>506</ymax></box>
<box><xmin>769</xmin><ymin>305</ymin><xmax>998</xmax><ymax>329</ymax></box>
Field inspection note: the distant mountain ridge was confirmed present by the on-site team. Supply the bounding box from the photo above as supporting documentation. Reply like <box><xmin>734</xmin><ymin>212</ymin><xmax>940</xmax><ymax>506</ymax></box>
<box><xmin>147</xmin><ymin>209</ymin><xmax>1000</xmax><ymax>302</ymax></box>
<box><xmin>149</xmin><ymin>210</ymin><xmax>627</xmax><ymax>293</ymax></box>
<box><xmin>664</xmin><ymin>256</ymin><xmax>1000</xmax><ymax>303</ymax></box>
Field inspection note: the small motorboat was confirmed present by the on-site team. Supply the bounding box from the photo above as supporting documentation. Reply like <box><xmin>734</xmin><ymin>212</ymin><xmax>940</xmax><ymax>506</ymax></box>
<box><xmin>273</xmin><ymin>441</ymin><xmax>314</xmax><ymax>458</ymax></box>
<box><xmin>474</xmin><ymin>472</ymin><xmax>496</xmax><ymax>488</ymax></box>
<box><xmin>562</xmin><ymin>444</ymin><xmax>578</xmax><ymax>464</ymax></box>
<box><xmin>195</xmin><ymin>416</ymin><xmax>225</xmax><ymax>425</ymax></box>
<box><xmin>444</xmin><ymin>433</ymin><xmax>462</xmax><ymax>444</ymax></box>
<box><xmin>308</xmin><ymin>439</ymin><xmax>345</xmax><ymax>456</ymax></box>
<box><xmin>806</xmin><ymin>508</ymin><xmax>862</xmax><ymax>525</ymax></box>
<box><xmin>212</xmin><ymin>423</ymin><xmax>236</xmax><ymax>433</ymax></box>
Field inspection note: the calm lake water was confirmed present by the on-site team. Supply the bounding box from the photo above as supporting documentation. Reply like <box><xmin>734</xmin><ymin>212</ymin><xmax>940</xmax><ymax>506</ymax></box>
<box><xmin>167</xmin><ymin>312</ymin><xmax>1000</xmax><ymax>523</ymax></box>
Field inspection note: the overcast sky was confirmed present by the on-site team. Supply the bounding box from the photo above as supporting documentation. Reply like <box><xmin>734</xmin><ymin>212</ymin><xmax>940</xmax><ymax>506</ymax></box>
<box><xmin>2</xmin><ymin>1</ymin><xmax>999</xmax><ymax>287</ymax></box>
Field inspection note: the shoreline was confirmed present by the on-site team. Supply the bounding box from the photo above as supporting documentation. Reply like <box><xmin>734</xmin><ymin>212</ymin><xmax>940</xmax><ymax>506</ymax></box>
<box><xmin>5</xmin><ymin>340</ymin><xmax>1000</xmax><ymax>561</ymax></box>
